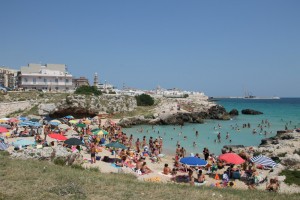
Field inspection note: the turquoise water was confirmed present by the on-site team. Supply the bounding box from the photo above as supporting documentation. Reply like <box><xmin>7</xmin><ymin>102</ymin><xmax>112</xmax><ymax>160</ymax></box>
<box><xmin>123</xmin><ymin>98</ymin><xmax>300</xmax><ymax>155</ymax></box>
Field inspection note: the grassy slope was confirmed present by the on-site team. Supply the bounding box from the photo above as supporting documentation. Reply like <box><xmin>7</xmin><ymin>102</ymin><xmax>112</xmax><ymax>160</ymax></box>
<box><xmin>0</xmin><ymin>153</ymin><xmax>298</xmax><ymax>200</ymax></box>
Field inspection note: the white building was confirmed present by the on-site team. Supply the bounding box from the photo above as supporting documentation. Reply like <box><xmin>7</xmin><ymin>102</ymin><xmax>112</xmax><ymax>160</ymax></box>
<box><xmin>19</xmin><ymin>63</ymin><xmax>73</xmax><ymax>91</ymax></box>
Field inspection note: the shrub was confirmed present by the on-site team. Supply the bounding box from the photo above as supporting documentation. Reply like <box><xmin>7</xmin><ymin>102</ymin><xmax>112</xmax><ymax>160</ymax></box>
<box><xmin>53</xmin><ymin>157</ymin><xmax>66</xmax><ymax>166</ymax></box>
<box><xmin>135</xmin><ymin>94</ymin><xmax>154</xmax><ymax>106</ymax></box>
<box><xmin>277</xmin><ymin>152</ymin><xmax>287</xmax><ymax>157</ymax></box>
<box><xmin>71</xmin><ymin>164</ymin><xmax>85</xmax><ymax>170</ymax></box>
<box><xmin>183</xmin><ymin>94</ymin><xmax>189</xmax><ymax>98</ymax></box>
<box><xmin>74</xmin><ymin>86</ymin><xmax>102</xmax><ymax>96</ymax></box>
<box><xmin>280</xmin><ymin>170</ymin><xmax>300</xmax><ymax>186</ymax></box>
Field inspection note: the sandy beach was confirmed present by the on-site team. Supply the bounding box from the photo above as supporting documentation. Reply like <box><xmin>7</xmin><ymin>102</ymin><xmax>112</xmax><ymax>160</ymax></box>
<box><xmin>2</xmin><ymin>117</ymin><xmax>299</xmax><ymax>194</ymax></box>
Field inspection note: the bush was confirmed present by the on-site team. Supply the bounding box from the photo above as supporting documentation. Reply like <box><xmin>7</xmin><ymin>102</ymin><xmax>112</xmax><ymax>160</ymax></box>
<box><xmin>135</xmin><ymin>94</ymin><xmax>154</xmax><ymax>106</ymax></box>
<box><xmin>183</xmin><ymin>94</ymin><xmax>189</xmax><ymax>98</ymax></box>
<box><xmin>280</xmin><ymin>170</ymin><xmax>300</xmax><ymax>186</ymax></box>
<box><xmin>71</xmin><ymin>164</ymin><xmax>85</xmax><ymax>170</ymax></box>
<box><xmin>74</xmin><ymin>86</ymin><xmax>102</xmax><ymax>96</ymax></box>
<box><xmin>53</xmin><ymin>157</ymin><xmax>66</xmax><ymax>166</ymax></box>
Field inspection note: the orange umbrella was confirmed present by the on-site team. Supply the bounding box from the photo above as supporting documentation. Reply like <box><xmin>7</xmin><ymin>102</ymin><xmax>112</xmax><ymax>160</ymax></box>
<box><xmin>48</xmin><ymin>133</ymin><xmax>67</xmax><ymax>141</ymax></box>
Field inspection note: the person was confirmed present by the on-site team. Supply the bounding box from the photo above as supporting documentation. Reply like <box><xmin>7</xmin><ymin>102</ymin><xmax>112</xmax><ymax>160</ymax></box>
<box><xmin>163</xmin><ymin>163</ymin><xmax>171</xmax><ymax>175</ymax></box>
<box><xmin>197</xmin><ymin>170</ymin><xmax>205</xmax><ymax>183</ymax></box>
<box><xmin>91</xmin><ymin>144</ymin><xmax>96</xmax><ymax>164</ymax></box>
<box><xmin>141</xmin><ymin>162</ymin><xmax>152</xmax><ymax>174</ymax></box>
<box><xmin>266</xmin><ymin>177</ymin><xmax>279</xmax><ymax>192</ymax></box>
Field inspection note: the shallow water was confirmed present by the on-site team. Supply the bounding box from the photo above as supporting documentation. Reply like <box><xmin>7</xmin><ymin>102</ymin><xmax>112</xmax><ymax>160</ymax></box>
<box><xmin>123</xmin><ymin>98</ymin><xmax>300</xmax><ymax>155</ymax></box>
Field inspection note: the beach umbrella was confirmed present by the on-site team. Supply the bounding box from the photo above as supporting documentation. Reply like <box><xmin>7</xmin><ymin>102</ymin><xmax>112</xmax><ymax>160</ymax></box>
<box><xmin>76</xmin><ymin>123</ymin><xmax>86</xmax><ymax>128</ymax></box>
<box><xmin>48</xmin><ymin>133</ymin><xmax>68</xmax><ymax>141</ymax></box>
<box><xmin>250</xmin><ymin>155</ymin><xmax>277</xmax><ymax>168</ymax></box>
<box><xmin>82</xmin><ymin>120</ymin><xmax>91</xmax><ymax>125</ymax></box>
<box><xmin>31</xmin><ymin>122</ymin><xmax>42</xmax><ymax>127</ymax></box>
<box><xmin>58</xmin><ymin>124</ymin><xmax>70</xmax><ymax>130</ymax></box>
<box><xmin>29</xmin><ymin>118</ymin><xmax>39</xmax><ymax>122</ymax></box>
<box><xmin>69</xmin><ymin>120</ymin><xmax>79</xmax><ymax>124</ymax></box>
<box><xmin>180</xmin><ymin>157</ymin><xmax>207</xmax><ymax>167</ymax></box>
<box><xmin>64</xmin><ymin>138</ymin><xmax>84</xmax><ymax>146</ymax></box>
<box><xmin>13</xmin><ymin>139</ymin><xmax>35</xmax><ymax>147</ymax></box>
<box><xmin>18</xmin><ymin>116</ymin><xmax>28</xmax><ymax>121</ymax></box>
<box><xmin>0</xmin><ymin>127</ymin><xmax>9</xmax><ymax>133</ymax></box>
<box><xmin>9</xmin><ymin>118</ymin><xmax>19</xmax><ymax>122</ymax></box>
<box><xmin>43</xmin><ymin>116</ymin><xmax>52</xmax><ymax>122</ymax></box>
<box><xmin>0</xmin><ymin>141</ymin><xmax>8</xmax><ymax>150</ymax></box>
<box><xmin>219</xmin><ymin>153</ymin><xmax>245</xmax><ymax>165</ymax></box>
<box><xmin>64</xmin><ymin>115</ymin><xmax>74</xmax><ymax>119</ymax></box>
<box><xmin>105</xmin><ymin>142</ymin><xmax>126</xmax><ymax>149</ymax></box>
<box><xmin>92</xmin><ymin>129</ymin><xmax>109</xmax><ymax>136</ymax></box>
<box><xmin>0</xmin><ymin>124</ymin><xmax>11</xmax><ymax>129</ymax></box>
<box><xmin>49</xmin><ymin>119</ymin><xmax>61</xmax><ymax>126</ymax></box>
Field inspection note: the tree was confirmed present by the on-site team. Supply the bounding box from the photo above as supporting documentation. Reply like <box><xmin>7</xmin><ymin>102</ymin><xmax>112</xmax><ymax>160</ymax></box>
<box><xmin>74</xmin><ymin>85</ymin><xmax>102</xmax><ymax>96</ymax></box>
<box><xmin>135</xmin><ymin>94</ymin><xmax>154</xmax><ymax>106</ymax></box>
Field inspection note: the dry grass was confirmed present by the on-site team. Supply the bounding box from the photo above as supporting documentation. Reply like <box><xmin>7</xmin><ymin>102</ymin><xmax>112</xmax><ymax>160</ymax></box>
<box><xmin>113</xmin><ymin>106</ymin><xmax>155</xmax><ymax>119</ymax></box>
<box><xmin>0</xmin><ymin>152</ymin><xmax>299</xmax><ymax>200</ymax></box>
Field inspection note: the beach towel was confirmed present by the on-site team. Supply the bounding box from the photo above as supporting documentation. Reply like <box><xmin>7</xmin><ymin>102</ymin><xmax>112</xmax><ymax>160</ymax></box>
<box><xmin>158</xmin><ymin>172</ymin><xmax>172</xmax><ymax>178</ymax></box>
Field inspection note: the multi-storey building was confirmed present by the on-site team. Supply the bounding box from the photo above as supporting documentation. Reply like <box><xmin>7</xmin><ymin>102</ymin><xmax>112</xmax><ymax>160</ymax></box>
<box><xmin>0</xmin><ymin>67</ymin><xmax>19</xmax><ymax>89</ymax></box>
<box><xmin>19</xmin><ymin>63</ymin><xmax>74</xmax><ymax>91</ymax></box>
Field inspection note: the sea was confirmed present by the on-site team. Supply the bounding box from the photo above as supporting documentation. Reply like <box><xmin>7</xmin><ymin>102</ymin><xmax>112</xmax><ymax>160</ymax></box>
<box><xmin>123</xmin><ymin>98</ymin><xmax>300</xmax><ymax>156</ymax></box>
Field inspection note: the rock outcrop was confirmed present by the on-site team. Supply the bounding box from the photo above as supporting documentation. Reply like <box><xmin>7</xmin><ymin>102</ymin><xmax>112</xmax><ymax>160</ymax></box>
<box><xmin>118</xmin><ymin>105</ymin><xmax>230</xmax><ymax>127</ymax></box>
<box><xmin>241</xmin><ymin>109</ymin><xmax>263</xmax><ymax>115</ymax></box>
<box><xmin>38</xmin><ymin>94</ymin><xmax>137</xmax><ymax>118</ymax></box>
<box><xmin>229</xmin><ymin>109</ymin><xmax>239</xmax><ymax>116</ymax></box>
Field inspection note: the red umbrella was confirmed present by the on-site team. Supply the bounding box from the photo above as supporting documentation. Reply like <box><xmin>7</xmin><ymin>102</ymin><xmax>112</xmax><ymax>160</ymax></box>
<box><xmin>9</xmin><ymin>118</ymin><xmax>19</xmax><ymax>122</ymax></box>
<box><xmin>48</xmin><ymin>133</ymin><xmax>67</xmax><ymax>141</ymax></box>
<box><xmin>0</xmin><ymin>127</ymin><xmax>8</xmax><ymax>133</ymax></box>
<box><xmin>219</xmin><ymin>153</ymin><xmax>245</xmax><ymax>165</ymax></box>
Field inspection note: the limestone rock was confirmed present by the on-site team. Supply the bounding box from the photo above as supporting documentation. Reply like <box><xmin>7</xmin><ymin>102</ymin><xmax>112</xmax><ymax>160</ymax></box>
<box><xmin>229</xmin><ymin>109</ymin><xmax>239</xmax><ymax>116</ymax></box>
<box><xmin>241</xmin><ymin>109</ymin><xmax>263</xmax><ymax>115</ymax></box>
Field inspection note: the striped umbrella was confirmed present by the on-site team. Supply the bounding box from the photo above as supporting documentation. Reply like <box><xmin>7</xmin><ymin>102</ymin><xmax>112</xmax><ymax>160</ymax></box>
<box><xmin>250</xmin><ymin>155</ymin><xmax>277</xmax><ymax>168</ymax></box>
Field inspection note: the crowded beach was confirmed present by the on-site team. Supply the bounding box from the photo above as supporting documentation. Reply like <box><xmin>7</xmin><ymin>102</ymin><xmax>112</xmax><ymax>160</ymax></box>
<box><xmin>0</xmin><ymin>115</ymin><xmax>299</xmax><ymax>194</ymax></box>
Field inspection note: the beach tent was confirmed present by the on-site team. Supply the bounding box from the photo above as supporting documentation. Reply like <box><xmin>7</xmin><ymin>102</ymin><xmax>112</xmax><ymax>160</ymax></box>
<box><xmin>180</xmin><ymin>157</ymin><xmax>207</xmax><ymax>167</ymax></box>
<box><xmin>250</xmin><ymin>155</ymin><xmax>277</xmax><ymax>168</ymax></box>
<box><xmin>219</xmin><ymin>153</ymin><xmax>245</xmax><ymax>165</ymax></box>
<box><xmin>13</xmin><ymin>139</ymin><xmax>35</xmax><ymax>147</ymax></box>
<box><xmin>48</xmin><ymin>133</ymin><xmax>68</xmax><ymax>141</ymax></box>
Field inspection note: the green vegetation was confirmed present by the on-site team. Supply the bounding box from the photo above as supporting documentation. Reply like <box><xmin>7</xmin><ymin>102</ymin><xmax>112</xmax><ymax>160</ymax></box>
<box><xmin>74</xmin><ymin>86</ymin><xmax>102</xmax><ymax>96</ymax></box>
<box><xmin>277</xmin><ymin>152</ymin><xmax>287</xmax><ymax>157</ymax></box>
<box><xmin>280</xmin><ymin>170</ymin><xmax>300</xmax><ymax>186</ymax></box>
<box><xmin>6</xmin><ymin>109</ymin><xmax>24</xmax><ymax>118</ymax></box>
<box><xmin>0</xmin><ymin>153</ymin><xmax>299</xmax><ymax>200</ymax></box>
<box><xmin>135</xmin><ymin>94</ymin><xmax>154</xmax><ymax>106</ymax></box>
<box><xmin>112</xmin><ymin>106</ymin><xmax>155</xmax><ymax>119</ymax></box>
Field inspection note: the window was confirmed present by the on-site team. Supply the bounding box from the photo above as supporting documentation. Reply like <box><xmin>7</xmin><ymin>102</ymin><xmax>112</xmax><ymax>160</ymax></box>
<box><xmin>65</xmin><ymin>79</ymin><xmax>69</xmax><ymax>83</ymax></box>
<box><xmin>55</xmin><ymin>78</ymin><xmax>58</xmax><ymax>83</ymax></box>
<box><xmin>33</xmin><ymin>78</ymin><xmax>36</xmax><ymax>84</ymax></box>
<box><xmin>24</xmin><ymin>78</ymin><xmax>28</xmax><ymax>82</ymax></box>
<box><xmin>44</xmin><ymin>78</ymin><xmax>47</xmax><ymax>83</ymax></box>
<box><xmin>55</xmin><ymin>87</ymin><xmax>58</xmax><ymax>90</ymax></box>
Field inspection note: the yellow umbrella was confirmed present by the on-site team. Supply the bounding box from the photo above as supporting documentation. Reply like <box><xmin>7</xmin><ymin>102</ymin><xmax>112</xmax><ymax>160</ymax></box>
<box><xmin>83</xmin><ymin>120</ymin><xmax>91</xmax><ymax>124</ymax></box>
<box><xmin>69</xmin><ymin>120</ymin><xmax>79</xmax><ymax>124</ymax></box>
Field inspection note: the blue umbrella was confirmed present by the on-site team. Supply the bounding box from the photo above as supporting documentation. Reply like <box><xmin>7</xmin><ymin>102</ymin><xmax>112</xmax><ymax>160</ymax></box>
<box><xmin>49</xmin><ymin>121</ymin><xmax>60</xmax><ymax>126</ymax></box>
<box><xmin>13</xmin><ymin>139</ymin><xmax>35</xmax><ymax>147</ymax></box>
<box><xmin>180</xmin><ymin>157</ymin><xmax>207</xmax><ymax>167</ymax></box>
<box><xmin>19</xmin><ymin>116</ymin><xmax>28</xmax><ymax>121</ymax></box>
<box><xmin>65</xmin><ymin>115</ymin><xmax>74</xmax><ymax>119</ymax></box>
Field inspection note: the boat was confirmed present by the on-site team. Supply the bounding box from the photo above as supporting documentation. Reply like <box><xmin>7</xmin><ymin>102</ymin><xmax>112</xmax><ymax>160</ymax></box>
<box><xmin>244</xmin><ymin>91</ymin><xmax>280</xmax><ymax>100</ymax></box>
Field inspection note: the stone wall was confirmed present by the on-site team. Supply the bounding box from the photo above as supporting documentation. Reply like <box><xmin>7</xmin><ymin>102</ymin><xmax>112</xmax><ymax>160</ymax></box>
<box><xmin>0</xmin><ymin>101</ymin><xmax>32</xmax><ymax>117</ymax></box>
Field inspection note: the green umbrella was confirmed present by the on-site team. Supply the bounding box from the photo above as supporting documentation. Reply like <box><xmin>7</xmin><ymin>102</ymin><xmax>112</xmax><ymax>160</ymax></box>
<box><xmin>105</xmin><ymin>142</ymin><xmax>126</xmax><ymax>149</ymax></box>
<box><xmin>76</xmin><ymin>123</ymin><xmax>86</xmax><ymax>128</ymax></box>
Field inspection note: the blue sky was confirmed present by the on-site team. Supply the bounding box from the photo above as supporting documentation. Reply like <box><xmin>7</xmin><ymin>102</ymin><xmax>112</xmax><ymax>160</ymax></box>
<box><xmin>1</xmin><ymin>0</ymin><xmax>299</xmax><ymax>97</ymax></box>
